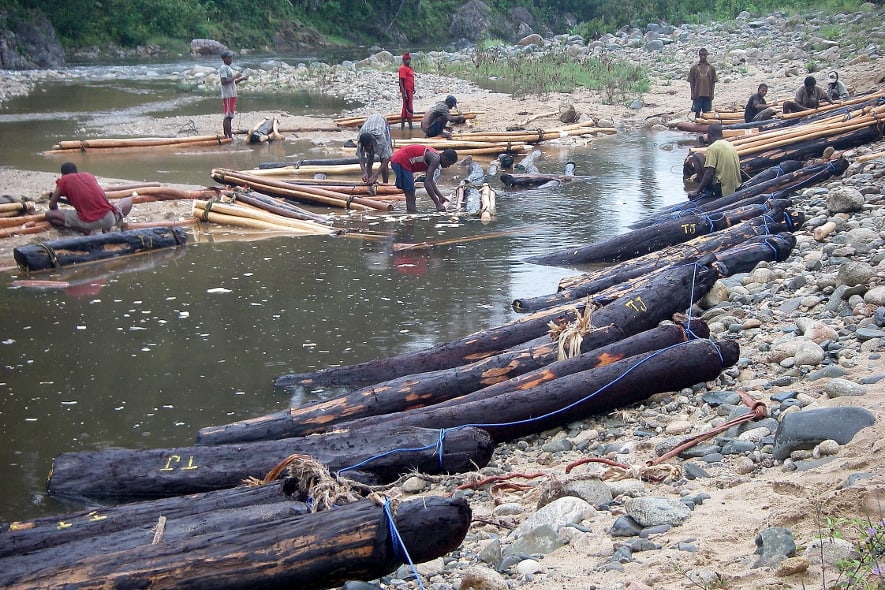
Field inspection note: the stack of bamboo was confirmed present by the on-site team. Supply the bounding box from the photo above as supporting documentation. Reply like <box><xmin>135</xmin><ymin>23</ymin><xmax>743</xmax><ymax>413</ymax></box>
<box><xmin>449</xmin><ymin>119</ymin><xmax>617</xmax><ymax>144</ymax></box>
<box><xmin>694</xmin><ymin>101</ymin><xmax>885</xmax><ymax>159</ymax></box>
<box><xmin>43</xmin><ymin>135</ymin><xmax>232</xmax><ymax>154</ymax></box>
<box><xmin>333</xmin><ymin>112</ymin><xmax>483</xmax><ymax>128</ymax></box>
<box><xmin>0</xmin><ymin>200</ymin><xmax>46</xmax><ymax>239</ymax></box>
<box><xmin>211</xmin><ymin>168</ymin><xmax>401</xmax><ymax>211</ymax></box>
<box><xmin>192</xmin><ymin>199</ymin><xmax>338</xmax><ymax>234</ymax></box>
<box><xmin>390</xmin><ymin>137</ymin><xmax>532</xmax><ymax>157</ymax></box>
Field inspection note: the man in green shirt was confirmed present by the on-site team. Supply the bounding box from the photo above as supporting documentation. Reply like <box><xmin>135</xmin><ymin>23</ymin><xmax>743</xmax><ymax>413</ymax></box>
<box><xmin>687</xmin><ymin>124</ymin><xmax>741</xmax><ymax>200</ymax></box>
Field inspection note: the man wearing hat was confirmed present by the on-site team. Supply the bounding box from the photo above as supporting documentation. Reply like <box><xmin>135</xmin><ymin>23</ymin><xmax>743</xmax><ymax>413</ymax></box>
<box><xmin>827</xmin><ymin>71</ymin><xmax>849</xmax><ymax>101</ymax></box>
<box><xmin>398</xmin><ymin>52</ymin><xmax>415</xmax><ymax>129</ymax></box>
<box><xmin>420</xmin><ymin>95</ymin><xmax>465</xmax><ymax>139</ymax></box>
<box><xmin>219</xmin><ymin>50</ymin><xmax>248</xmax><ymax>138</ymax></box>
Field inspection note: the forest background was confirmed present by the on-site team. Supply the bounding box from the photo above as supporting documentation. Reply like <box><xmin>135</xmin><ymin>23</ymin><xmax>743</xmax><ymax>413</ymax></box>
<box><xmin>2</xmin><ymin>0</ymin><xmax>882</xmax><ymax>59</ymax></box>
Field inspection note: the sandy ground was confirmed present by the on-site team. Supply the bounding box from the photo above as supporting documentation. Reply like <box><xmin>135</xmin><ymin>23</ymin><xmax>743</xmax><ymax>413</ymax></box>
<box><xmin>2</xmin><ymin>51</ymin><xmax>885</xmax><ymax>590</ymax></box>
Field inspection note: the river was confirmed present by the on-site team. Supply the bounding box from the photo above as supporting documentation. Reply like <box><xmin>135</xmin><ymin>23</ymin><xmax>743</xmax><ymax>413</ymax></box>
<box><xmin>0</xmin><ymin>55</ymin><xmax>691</xmax><ymax>522</ymax></box>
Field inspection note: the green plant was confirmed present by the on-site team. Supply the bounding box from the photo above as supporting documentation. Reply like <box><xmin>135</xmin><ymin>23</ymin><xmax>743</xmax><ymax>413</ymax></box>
<box><xmin>435</xmin><ymin>50</ymin><xmax>648</xmax><ymax>102</ymax></box>
<box><xmin>813</xmin><ymin>505</ymin><xmax>885</xmax><ymax>590</ymax></box>
<box><xmin>806</xmin><ymin>60</ymin><xmax>819</xmax><ymax>73</ymax></box>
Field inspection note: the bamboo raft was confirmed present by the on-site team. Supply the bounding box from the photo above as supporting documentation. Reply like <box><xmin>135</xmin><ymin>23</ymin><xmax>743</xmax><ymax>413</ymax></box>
<box><xmin>211</xmin><ymin>168</ymin><xmax>400</xmax><ymax>211</ymax></box>
<box><xmin>0</xmin><ymin>485</ymin><xmax>471</xmax><ymax>590</ymax></box>
<box><xmin>43</xmin><ymin>135</ymin><xmax>233</xmax><ymax>154</ymax></box>
<box><xmin>334</xmin><ymin>111</ymin><xmax>484</xmax><ymax>128</ymax></box>
<box><xmin>13</xmin><ymin>227</ymin><xmax>188</xmax><ymax>272</ymax></box>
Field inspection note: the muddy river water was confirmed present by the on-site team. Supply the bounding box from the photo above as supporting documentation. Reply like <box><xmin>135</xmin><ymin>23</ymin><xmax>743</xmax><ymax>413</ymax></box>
<box><xmin>0</xmin><ymin>56</ymin><xmax>691</xmax><ymax>521</ymax></box>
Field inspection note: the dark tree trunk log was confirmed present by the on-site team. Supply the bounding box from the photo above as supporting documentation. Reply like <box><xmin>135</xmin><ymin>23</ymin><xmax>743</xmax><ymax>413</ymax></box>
<box><xmin>740</xmin><ymin>160</ymin><xmax>805</xmax><ymax>188</ymax></box>
<box><xmin>0</xmin><ymin>483</ymin><xmax>301</xmax><ymax>559</ymax></box>
<box><xmin>274</xmin><ymin>258</ymin><xmax>718</xmax><ymax>389</ymax></box>
<box><xmin>337</xmin><ymin>338</ymin><xmax>740</xmax><ymax>443</ymax></box>
<box><xmin>524</xmin><ymin>199</ymin><xmax>790</xmax><ymax>267</ymax></box>
<box><xmin>710</xmin><ymin>232</ymin><xmax>797</xmax><ymax>276</ymax></box>
<box><xmin>0</xmin><ymin>495</ymin><xmax>470</xmax><ymax>590</ymax></box>
<box><xmin>13</xmin><ymin>227</ymin><xmax>188</xmax><ymax>271</ymax></box>
<box><xmin>47</xmin><ymin>426</ymin><xmax>494</xmax><ymax>502</ymax></box>
<box><xmin>544</xmin><ymin>211</ymin><xmax>803</xmax><ymax>311</ymax></box>
<box><xmin>199</xmin><ymin>321</ymin><xmax>707</xmax><ymax>445</ymax></box>
<box><xmin>630</xmin><ymin>158</ymin><xmax>848</xmax><ymax>229</ymax></box>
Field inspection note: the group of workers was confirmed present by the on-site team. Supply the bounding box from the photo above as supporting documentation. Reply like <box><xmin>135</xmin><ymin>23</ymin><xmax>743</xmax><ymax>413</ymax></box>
<box><xmin>686</xmin><ymin>47</ymin><xmax>852</xmax><ymax>202</ymax></box>
<box><xmin>49</xmin><ymin>46</ymin><xmax>856</xmax><ymax>233</ymax></box>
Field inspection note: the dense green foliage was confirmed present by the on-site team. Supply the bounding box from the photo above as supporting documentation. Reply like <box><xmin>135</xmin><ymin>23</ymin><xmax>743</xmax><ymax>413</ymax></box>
<box><xmin>4</xmin><ymin>0</ymin><xmax>876</xmax><ymax>50</ymax></box>
<box><xmin>428</xmin><ymin>48</ymin><xmax>649</xmax><ymax>103</ymax></box>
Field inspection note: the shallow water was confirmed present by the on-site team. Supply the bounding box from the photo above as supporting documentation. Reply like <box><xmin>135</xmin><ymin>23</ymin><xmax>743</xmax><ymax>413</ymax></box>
<box><xmin>0</xmin><ymin>65</ymin><xmax>691</xmax><ymax>521</ymax></box>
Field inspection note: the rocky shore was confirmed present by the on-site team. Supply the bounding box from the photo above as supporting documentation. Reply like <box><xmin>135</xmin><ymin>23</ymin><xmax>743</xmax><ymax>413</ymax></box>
<box><xmin>2</xmin><ymin>6</ymin><xmax>885</xmax><ymax>590</ymax></box>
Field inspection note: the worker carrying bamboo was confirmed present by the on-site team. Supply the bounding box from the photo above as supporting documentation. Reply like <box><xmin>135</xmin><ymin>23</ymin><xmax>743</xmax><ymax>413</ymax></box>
<box><xmin>782</xmin><ymin>76</ymin><xmax>835</xmax><ymax>114</ymax></box>
<box><xmin>421</xmin><ymin>95</ymin><xmax>465</xmax><ymax>139</ymax></box>
<box><xmin>390</xmin><ymin>144</ymin><xmax>458</xmax><ymax>212</ymax></box>
<box><xmin>686</xmin><ymin>124</ymin><xmax>741</xmax><ymax>200</ymax></box>
<box><xmin>356</xmin><ymin>113</ymin><xmax>393</xmax><ymax>185</ymax></box>
<box><xmin>47</xmin><ymin>162</ymin><xmax>132</xmax><ymax>234</ymax></box>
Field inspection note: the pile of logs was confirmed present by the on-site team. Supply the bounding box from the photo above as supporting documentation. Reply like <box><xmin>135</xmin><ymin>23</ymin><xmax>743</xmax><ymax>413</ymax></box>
<box><xmin>192</xmin><ymin>199</ymin><xmax>338</xmax><ymax>234</ymax></box>
<box><xmin>0</xmin><ymin>483</ymin><xmax>471</xmax><ymax>590</ymax></box>
<box><xmin>682</xmin><ymin>91</ymin><xmax>885</xmax><ymax>175</ymax></box>
<box><xmin>334</xmin><ymin>111</ymin><xmax>483</xmax><ymax>128</ymax></box>
<box><xmin>8</xmin><ymin>150</ymin><xmax>853</xmax><ymax>587</ymax></box>
<box><xmin>211</xmin><ymin>168</ymin><xmax>401</xmax><ymax>211</ymax></box>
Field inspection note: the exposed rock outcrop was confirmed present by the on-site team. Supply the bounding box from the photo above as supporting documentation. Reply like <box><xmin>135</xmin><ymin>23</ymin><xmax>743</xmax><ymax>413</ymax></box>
<box><xmin>0</xmin><ymin>10</ymin><xmax>64</xmax><ymax>69</ymax></box>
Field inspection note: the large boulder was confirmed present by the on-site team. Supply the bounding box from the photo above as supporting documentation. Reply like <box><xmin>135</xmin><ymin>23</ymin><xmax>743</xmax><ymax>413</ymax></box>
<box><xmin>189</xmin><ymin>38</ymin><xmax>229</xmax><ymax>56</ymax></box>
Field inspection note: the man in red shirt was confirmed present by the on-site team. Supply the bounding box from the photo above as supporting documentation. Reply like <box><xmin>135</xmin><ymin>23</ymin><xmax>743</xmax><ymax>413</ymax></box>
<box><xmin>47</xmin><ymin>163</ymin><xmax>132</xmax><ymax>234</ymax></box>
<box><xmin>398</xmin><ymin>52</ymin><xmax>415</xmax><ymax>129</ymax></box>
<box><xmin>390</xmin><ymin>145</ymin><xmax>457</xmax><ymax>212</ymax></box>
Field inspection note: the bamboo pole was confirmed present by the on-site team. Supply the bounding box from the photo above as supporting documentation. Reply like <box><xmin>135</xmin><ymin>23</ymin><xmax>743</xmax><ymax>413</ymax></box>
<box><xmin>193</xmin><ymin>206</ymin><xmax>322</xmax><ymax>234</ymax></box>
<box><xmin>0</xmin><ymin>213</ymin><xmax>46</xmax><ymax>228</ymax></box>
<box><xmin>193</xmin><ymin>200</ymin><xmax>336</xmax><ymax>234</ymax></box>
<box><xmin>0</xmin><ymin>221</ymin><xmax>51</xmax><ymax>238</ymax></box>
<box><xmin>43</xmin><ymin>137</ymin><xmax>232</xmax><ymax>154</ymax></box>
<box><xmin>855</xmin><ymin>151</ymin><xmax>885</xmax><ymax>163</ymax></box>
<box><xmin>54</xmin><ymin>135</ymin><xmax>229</xmax><ymax>149</ymax></box>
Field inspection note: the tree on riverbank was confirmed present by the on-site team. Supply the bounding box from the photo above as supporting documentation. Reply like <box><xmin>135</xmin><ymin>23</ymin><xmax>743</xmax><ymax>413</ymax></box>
<box><xmin>1</xmin><ymin>0</ymin><xmax>877</xmax><ymax>62</ymax></box>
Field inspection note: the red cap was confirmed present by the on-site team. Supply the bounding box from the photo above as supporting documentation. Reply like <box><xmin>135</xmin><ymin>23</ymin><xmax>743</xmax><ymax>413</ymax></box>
<box><xmin>402</xmin><ymin>52</ymin><xmax>411</xmax><ymax>60</ymax></box>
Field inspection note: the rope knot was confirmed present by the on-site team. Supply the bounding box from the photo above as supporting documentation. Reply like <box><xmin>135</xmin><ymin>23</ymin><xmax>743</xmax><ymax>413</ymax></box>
<box><xmin>549</xmin><ymin>301</ymin><xmax>600</xmax><ymax>361</ymax></box>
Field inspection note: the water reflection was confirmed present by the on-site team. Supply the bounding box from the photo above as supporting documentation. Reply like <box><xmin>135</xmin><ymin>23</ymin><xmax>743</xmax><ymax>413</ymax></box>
<box><xmin>0</xmin><ymin>70</ymin><xmax>693</xmax><ymax>521</ymax></box>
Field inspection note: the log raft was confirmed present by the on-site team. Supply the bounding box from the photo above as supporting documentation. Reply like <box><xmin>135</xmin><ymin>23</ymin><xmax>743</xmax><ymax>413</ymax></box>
<box><xmin>332</xmin><ymin>338</ymin><xmax>740</xmax><ymax>443</ymax></box>
<box><xmin>47</xmin><ymin>426</ymin><xmax>494</xmax><ymax>501</ymax></box>
<box><xmin>13</xmin><ymin>227</ymin><xmax>188</xmax><ymax>272</ymax></box>
<box><xmin>199</xmin><ymin>321</ymin><xmax>707</xmax><ymax>445</ymax></box>
<box><xmin>0</xmin><ymin>493</ymin><xmax>470</xmax><ymax>590</ymax></box>
<box><xmin>274</xmin><ymin>257</ymin><xmax>719</xmax><ymax>389</ymax></box>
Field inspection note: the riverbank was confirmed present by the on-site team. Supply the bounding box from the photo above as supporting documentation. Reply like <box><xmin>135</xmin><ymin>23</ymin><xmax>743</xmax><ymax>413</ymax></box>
<box><xmin>2</xmin><ymin>8</ymin><xmax>885</xmax><ymax>590</ymax></box>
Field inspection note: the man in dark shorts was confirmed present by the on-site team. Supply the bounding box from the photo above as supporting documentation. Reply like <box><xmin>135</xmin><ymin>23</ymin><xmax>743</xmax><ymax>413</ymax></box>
<box><xmin>390</xmin><ymin>145</ymin><xmax>458</xmax><ymax>212</ymax></box>
<box><xmin>420</xmin><ymin>95</ymin><xmax>465</xmax><ymax>138</ymax></box>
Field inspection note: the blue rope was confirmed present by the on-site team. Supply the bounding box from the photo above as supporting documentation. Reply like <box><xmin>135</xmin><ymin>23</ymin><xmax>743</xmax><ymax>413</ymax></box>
<box><xmin>763</xmin><ymin>237</ymin><xmax>781</xmax><ymax>259</ymax></box>
<box><xmin>383</xmin><ymin>498</ymin><xmax>426</xmax><ymax>590</ymax></box>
